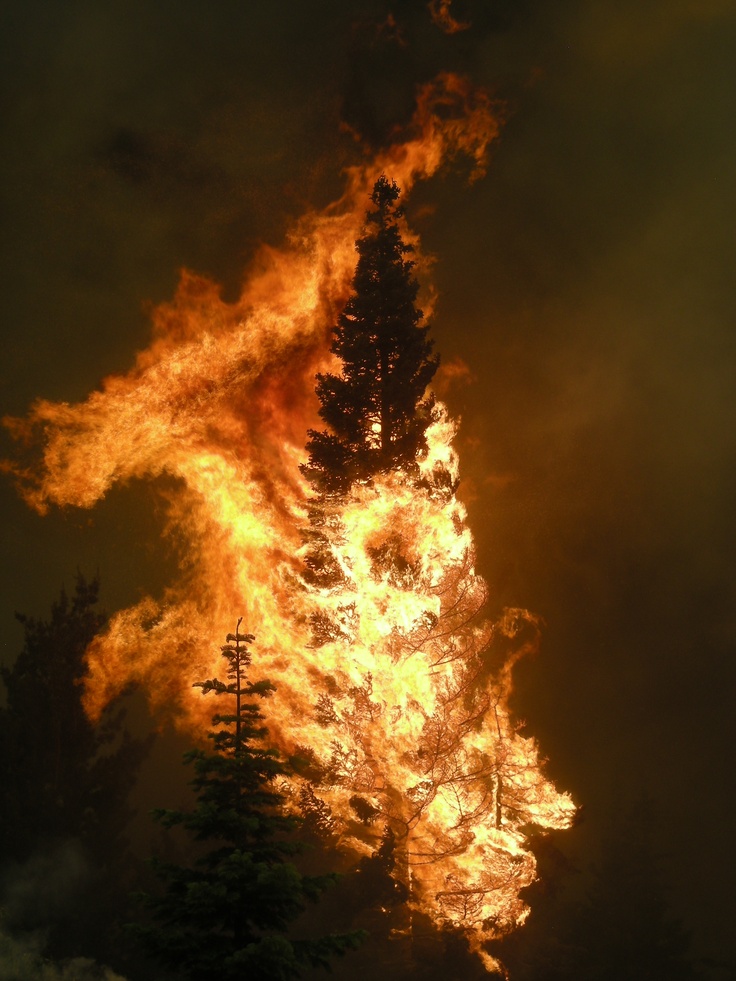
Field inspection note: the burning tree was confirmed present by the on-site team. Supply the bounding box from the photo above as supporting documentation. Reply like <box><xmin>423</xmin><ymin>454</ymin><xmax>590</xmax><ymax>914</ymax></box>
<box><xmin>134</xmin><ymin>621</ymin><xmax>362</xmax><ymax>981</ymax></box>
<box><xmin>295</xmin><ymin>177</ymin><xmax>576</xmax><ymax>972</ymax></box>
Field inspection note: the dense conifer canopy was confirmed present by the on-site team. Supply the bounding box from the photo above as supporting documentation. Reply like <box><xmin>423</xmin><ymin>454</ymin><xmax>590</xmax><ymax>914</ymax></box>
<box><xmin>0</xmin><ymin>576</ymin><xmax>150</xmax><ymax>964</ymax></box>
<box><xmin>134</xmin><ymin>623</ymin><xmax>361</xmax><ymax>981</ymax></box>
<box><xmin>302</xmin><ymin>176</ymin><xmax>438</xmax><ymax>492</ymax></box>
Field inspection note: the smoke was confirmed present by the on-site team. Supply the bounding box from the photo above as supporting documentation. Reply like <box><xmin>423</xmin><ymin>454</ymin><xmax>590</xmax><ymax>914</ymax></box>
<box><xmin>0</xmin><ymin>930</ymin><xmax>127</xmax><ymax>981</ymax></box>
<box><xmin>428</xmin><ymin>0</ymin><xmax>471</xmax><ymax>35</ymax></box>
<box><xmin>1</xmin><ymin>841</ymin><xmax>91</xmax><ymax>929</ymax></box>
<box><xmin>0</xmin><ymin>842</ymin><xmax>127</xmax><ymax>981</ymax></box>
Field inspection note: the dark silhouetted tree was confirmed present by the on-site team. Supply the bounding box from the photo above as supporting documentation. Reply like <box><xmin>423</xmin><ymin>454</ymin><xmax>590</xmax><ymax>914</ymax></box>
<box><xmin>302</xmin><ymin>175</ymin><xmax>439</xmax><ymax>493</ymax></box>
<box><xmin>0</xmin><ymin>574</ymin><xmax>150</xmax><ymax>962</ymax></box>
<box><xmin>134</xmin><ymin>621</ymin><xmax>363</xmax><ymax>981</ymax></box>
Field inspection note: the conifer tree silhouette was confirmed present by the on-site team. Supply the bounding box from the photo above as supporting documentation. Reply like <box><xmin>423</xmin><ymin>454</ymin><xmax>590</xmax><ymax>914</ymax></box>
<box><xmin>302</xmin><ymin>175</ymin><xmax>438</xmax><ymax>493</ymax></box>
<box><xmin>134</xmin><ymin>621</ymin><xmax>362</xmax><ymax>981</ymax></box>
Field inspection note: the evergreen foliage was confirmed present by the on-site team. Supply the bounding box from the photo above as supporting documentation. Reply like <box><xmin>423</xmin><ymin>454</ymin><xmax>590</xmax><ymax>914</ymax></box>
<box><xmin>302</xmin><ymin>175</ymin><xmax>439</xmax><ymax>493</ymax></box>
<box><xmin>0</xmin><ymin>574</ymin><xmax>147</xmax><ymax>860</ymax></box>
<box><xmin>134</xmin><ymin>621</ymin><xmax>363</xmax><ymax>981</ymax></box>
<box><xmin>0</xmin><ymin>574</ymin><xmax>150</xmax><ymax>962</ymax></box>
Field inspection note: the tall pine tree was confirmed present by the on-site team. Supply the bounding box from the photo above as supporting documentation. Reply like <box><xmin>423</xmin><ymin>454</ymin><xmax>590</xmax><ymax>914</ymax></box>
<box><xmin>134</xmin><ymin>621</ymin><xmax>362</xmax><ymax>981</ymax></box>
<box><xmin>302</xmin><ymin>175</ymin><xmax>439</xmax><ymax>493</ymax></box>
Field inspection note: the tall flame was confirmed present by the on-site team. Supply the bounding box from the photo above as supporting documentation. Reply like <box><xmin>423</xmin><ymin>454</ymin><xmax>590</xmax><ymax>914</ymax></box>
<box><xmin>3</xmin><ymin>74</ymin><xmax>573</xmax><ymax>970</ymax></box>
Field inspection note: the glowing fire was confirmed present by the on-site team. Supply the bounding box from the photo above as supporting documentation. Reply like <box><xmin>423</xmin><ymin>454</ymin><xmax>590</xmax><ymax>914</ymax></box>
<box><xmin>3</xmin><ymin>74</ymin><xmax>573</xmax><ymax>971</ymax></box>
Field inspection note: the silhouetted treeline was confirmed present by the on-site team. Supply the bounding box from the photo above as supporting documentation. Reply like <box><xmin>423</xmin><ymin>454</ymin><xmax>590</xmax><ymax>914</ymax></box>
<box><xmin>0</xmin><ymin>575</ymin><xmax>152</xmax><ymax>974</ymax></box>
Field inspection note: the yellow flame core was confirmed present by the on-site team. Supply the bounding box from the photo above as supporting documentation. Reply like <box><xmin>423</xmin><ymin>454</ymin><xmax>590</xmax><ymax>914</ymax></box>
<box><xmin>292</xmin><ymin>412</ymin><xmax>575</xmax><ymax>953</ymax></box>
<box><xmin>3</xmin><ymin>74</ymin><xmax>573</xmax><ymax>963</ymax></box>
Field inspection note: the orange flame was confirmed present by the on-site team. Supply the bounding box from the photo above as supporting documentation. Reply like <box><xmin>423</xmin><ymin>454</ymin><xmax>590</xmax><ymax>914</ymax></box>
<box><xmin>3</xmin><ymin>74</ymin><xmax>572</xmax><ymax>968</ymax></box>
<box><xmin>428</xmin><ymin>0</ymin><xmax>472</xmax><ymax>35</ymax></box>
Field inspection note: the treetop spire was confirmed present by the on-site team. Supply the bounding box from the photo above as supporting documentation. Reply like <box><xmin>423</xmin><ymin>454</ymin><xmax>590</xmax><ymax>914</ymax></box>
<box><xmin>302</xmin><ymin>175</ymin><xmax>439</xmax><ymax>493</ymax></box>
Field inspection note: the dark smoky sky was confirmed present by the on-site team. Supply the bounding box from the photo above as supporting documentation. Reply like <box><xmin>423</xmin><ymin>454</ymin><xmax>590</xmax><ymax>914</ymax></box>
<box><xmin>1</xmin><ymin>0</ymin><xmax>735</xmax><ymax>965</ymax></box>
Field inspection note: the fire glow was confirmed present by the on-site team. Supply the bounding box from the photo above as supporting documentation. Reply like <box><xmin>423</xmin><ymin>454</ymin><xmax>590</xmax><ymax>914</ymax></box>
<box><xmin>4</xmin><ymin>75</ymin><xmax>574</xmax><ymax>970</ymax></box>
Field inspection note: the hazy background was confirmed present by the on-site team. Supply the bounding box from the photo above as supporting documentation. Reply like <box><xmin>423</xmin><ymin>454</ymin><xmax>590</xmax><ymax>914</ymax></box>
<box><xmin>2</xmin><ymin>0</ymin><xmax>734</xmax><ymax>967</ymax></box>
